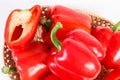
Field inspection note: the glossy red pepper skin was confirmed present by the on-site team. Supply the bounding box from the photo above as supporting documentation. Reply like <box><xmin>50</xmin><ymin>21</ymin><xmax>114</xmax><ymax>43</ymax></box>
<box><xmin>12</xmin><ymin>42</ymin><xmax>50</xmax><ymax>80</ymax></box>
<box><xmin>91</xmin><ymin>26</ymin><xmax>113</xmax><ymax>51</ymax></box>
<box><xmin>48</xmin><ymin>23</ymin><xmax>101</xmax><ymax>80</ymax></box>
<box><xmin>49</xmin><ymin>39</ymin><xmax>101</xmax><ymax>80</ymax></box>
<box><xmin>44</xmin><ymin>73</ymin><xmax>61</xmax><ymax>80</ymax></box>
<box><xmin>4</xmin><ymin>5</ymin><xmax>42</xmax><ymax>51</ymax></box>
<box><xmin>104</xmin><ymin>69</ymin><xmax>120</xmax><ymax>80</ymax></box>
<box><xmin>45</xmin><ymin>5</ymin><xmax>92</xmax><ymax>47</ymax></box>
<box><xmin>103</xmin><ymin>31</ymin><xmax>120</xmax><ymax>69</ymax></box>
<box><xmin>67</xmin><ymin>29</ymin><xmax>105</xmax><ymax>61</ymax></box>
<box><xmin>51</xmin><ymin>5</ymin><xmax>92</xmax><ymax>32</ymax></box>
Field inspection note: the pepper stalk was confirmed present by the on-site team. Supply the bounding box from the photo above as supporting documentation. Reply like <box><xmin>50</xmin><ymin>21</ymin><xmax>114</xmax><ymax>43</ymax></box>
<box><xmin>113</xmin><ymin>21</ymin><xmax>120</xmax><ymax>32</ymax></box>
<box><xmin>50</xmin><ymin>22</ymin><xmax>63</xmax><ymax>52</ymax></box>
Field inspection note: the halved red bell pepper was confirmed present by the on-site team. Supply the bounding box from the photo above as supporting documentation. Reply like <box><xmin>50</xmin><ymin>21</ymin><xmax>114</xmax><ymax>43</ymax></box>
<box><xmin>91</xmin><ymin>26</ymin><xmax>113</xmax><ymax>52</ymax></box>
<box><xmin>48</xmin><ymin>22</ymin><xmax>101</xmax><ymax>80</ymax></box>
<box><xmin>45</xmin><ymin>5</ymin><xmax>92</xmax><ymax>47</ymax></box>
<box><xmin>12</xmin><ymin>42</ymin><xmax>50</xmax><ymax>80</ymax></box>
<box><xmin>4</xmin><ymin>5</ymin><xmax>42</xmax><ymax>51</ymax></box>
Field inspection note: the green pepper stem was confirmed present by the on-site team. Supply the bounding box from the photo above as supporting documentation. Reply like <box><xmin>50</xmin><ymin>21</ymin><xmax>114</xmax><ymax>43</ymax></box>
<box><xmin>51</xmin><ymin>22</ymin><xmax>63</xmax><ymax>52</ymax></box>
<box><xmin>113</xmin><ymin>21</ymin><xmax>120</xmax><ymax>32</ymax></box>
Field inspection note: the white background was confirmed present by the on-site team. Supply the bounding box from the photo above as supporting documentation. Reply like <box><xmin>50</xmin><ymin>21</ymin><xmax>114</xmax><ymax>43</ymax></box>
<box><xmin>0</xmin><ymin>0</ymin><xmax>120</xmax><ymax>80</ymax></box>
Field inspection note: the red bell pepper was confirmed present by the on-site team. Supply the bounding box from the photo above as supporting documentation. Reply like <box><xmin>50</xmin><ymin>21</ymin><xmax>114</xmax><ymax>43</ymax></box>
<box><xmin>45</xmin><ymin>5</ymin><xmax>92</xmax><ymax>47</ymax></box>
<box><xmin>4</xmin><ymin>5</ymin><xmax>42</xmax><ymax>51</ymax></box>
<box><xmin>48</xmin><ymin>22</ymin><xmax>101</xmax><ymax>80</ymax></box>
<box><xmin>103</xmin><ymin>31</ymin><xmax>120</xmax><ymax>69</ymax></box>
<box><xmin>12</xmin><ymin>42</ymin><xmax>50</xmax><ymax>80</ymax></box>
<box><xmin>103</xmin><ymin>22</ymin><xmax>120</xmax><ymax>69</ymax></box>
<box><xmin>104</xmin><ymin>69</ymin><xmax>120</xmax><ymax>80</ymax></box>
<box><xmin>67</xmin><ymin>27</ymin><xmax>105</xmax><ymax>61</ymax></box>
<box><xmin>44</xmin><ymin>73</ymin><xmax>61</xmax><ymax>80</ymax></box>
<box><xmin>91</xmin><ymin>26</ymin><xmax>113</xmax><ymax>51</ymax></box>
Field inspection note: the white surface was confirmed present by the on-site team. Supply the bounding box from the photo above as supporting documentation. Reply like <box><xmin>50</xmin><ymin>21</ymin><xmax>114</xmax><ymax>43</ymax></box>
<box><xmin>0</xmin><ymin>0</ymin><xmax>120</xmax><ymax>80</ymax></box>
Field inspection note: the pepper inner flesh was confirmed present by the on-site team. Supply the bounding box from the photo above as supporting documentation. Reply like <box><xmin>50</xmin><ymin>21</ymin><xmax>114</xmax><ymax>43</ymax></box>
<box><xmin>11</xmin><ymin>25</ymin><xmax>23</xmax><ymax>42</ymax></box>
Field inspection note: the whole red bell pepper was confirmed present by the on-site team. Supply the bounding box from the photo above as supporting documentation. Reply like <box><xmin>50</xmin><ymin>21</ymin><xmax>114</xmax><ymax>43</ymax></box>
<box><xmin>4</xmin><ymin>5</ymin><xmax>42</xmax><ymax>51</ymax></box>
<box><xmin>44</xmin><ymin>73</ymin><xmax>61</xmax><ymax>80</ymax></box>
<box><xmin>91</xmin><ymin>26</ymin><xmax>113</xmax><ymax>52</ymax></box>
<box><xmin>102</xmin><ymin>22</ymin><xmax>120</xmax><ymax>69</ymax></box>
<box><xmin>48</xmin><ymin>22</ymin><xmax>101</xmax><ymax>80</ymax></box>
<box><xmin>103</xmin><ymin>31</ymin><xmax>120</xmax><ymax>69</ymax></box>
<box><xmin>45</xmin><ymin>5</ymin><xmax>92</xmax><ymax>47</ymax></box>
<box><xmin>104</xmin><ymin>69</ymin><xmax>120</xmax><ymax>80</ymax></box>
<box><xmin>12</xmin><ymin>42</ymin><xmax>50</xmax><ymax>80</ymax></box>
<box><xmin>67</xmin><ymin>27</ymin><xmax>105</xmax><ymax>62</ymax></box>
